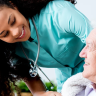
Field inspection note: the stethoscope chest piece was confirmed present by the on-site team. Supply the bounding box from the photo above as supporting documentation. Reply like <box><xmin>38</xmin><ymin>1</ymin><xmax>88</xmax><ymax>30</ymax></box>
<box><xmin>29</xmin><ymin>61</ymin><xmax>38</xmax><ymax>77</ymax></box>
<box><xmin>29</xmin><ymin>67</ymin><xmax>37</xmax><ymax>77</ymax></box>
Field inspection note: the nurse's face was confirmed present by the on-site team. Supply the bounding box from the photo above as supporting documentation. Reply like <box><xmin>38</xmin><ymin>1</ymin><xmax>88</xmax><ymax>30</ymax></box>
<box><xmin>79</xmin><ymin>28</ymin><xmax>96</xmax><ymax>83</ymax></box>
<box><xmin>0</xmin><ymin>6</ymin><xmax>31</xmax><ymax>43</ymax></box>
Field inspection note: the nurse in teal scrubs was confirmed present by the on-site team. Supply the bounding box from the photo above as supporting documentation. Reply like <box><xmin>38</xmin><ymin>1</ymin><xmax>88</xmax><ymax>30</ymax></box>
<box><xmin>0</xmin><ymin>0</ymin><xmax>93</xmax><ymax>96</ymax></box>
<box><xmin>15</xmin><ymin>0</ymin><xmax>93</xmax><ymax>93</ymax></box>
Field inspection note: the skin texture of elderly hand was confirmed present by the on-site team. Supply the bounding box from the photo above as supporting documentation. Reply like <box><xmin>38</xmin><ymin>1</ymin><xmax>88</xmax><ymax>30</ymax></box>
<box><xmin>34</xmin><ymin>91</ymin><xmax>61</xmax><ymax>96</ymax></box>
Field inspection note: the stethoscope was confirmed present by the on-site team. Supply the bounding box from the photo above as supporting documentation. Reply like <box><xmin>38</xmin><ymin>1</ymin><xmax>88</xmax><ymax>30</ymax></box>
<box><xmin>20</xmin><ymin>18</ymin><xmax>54</xmax><ymax>90</ymax></box>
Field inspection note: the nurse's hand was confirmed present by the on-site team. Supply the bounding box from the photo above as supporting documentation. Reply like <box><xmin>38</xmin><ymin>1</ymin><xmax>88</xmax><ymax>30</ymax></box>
<box><xmin>34</xmin><ymin>91</ymin><xmax>61</xmax><ymax>96</ymax></box>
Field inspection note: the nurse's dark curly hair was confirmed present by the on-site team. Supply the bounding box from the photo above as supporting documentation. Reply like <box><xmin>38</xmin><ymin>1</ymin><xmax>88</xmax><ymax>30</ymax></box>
<box><xmin>0</xmin><ymin>40</ymin><xmax>32</xmax><ymax>96</ymax></box>
<box><xmin>0</xmin><ymin>40</ymin><xmax>41</xmax><ymax>96</ymax></box>
<box><xmin>0</xmin><ymin>0</ymin><xmax>76</xmax><ymax>19</ymax></box>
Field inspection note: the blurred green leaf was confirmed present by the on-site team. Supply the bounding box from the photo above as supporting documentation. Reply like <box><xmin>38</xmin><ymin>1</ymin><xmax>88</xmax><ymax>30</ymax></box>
<box><xmin>44</xmin><ymin>81</ymin><xmax>57</xmax><ymax>91</ymax></box>
<box><xmin>16</xmin><ymin>81</ymin><xmax>30</xmax><ymax>92</ymax></box>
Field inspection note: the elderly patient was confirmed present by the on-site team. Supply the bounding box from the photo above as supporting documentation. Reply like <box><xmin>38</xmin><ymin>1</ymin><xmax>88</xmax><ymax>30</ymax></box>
<box><xmin>61</xmin><ymin>28</ymin><xmax>96</xmax><ymax>96</ymax></box>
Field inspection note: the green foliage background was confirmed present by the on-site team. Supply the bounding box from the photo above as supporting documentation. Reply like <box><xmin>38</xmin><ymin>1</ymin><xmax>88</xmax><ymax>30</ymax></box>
<box><xmin>16</xmin><ymin>81</ymin><xmax>30</xmax><ymax>92</ymax></box>
<box><xmin>44</xmin><ymin>81</ymin><xmax>57</xmax><ymax>91</ymax></box>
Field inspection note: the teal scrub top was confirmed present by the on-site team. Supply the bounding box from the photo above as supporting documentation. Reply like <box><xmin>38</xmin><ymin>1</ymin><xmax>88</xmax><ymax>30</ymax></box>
<box><xmin>16</xmin><ymin>1</ymin><xmax>93</xmax><ymax>92</ymax></box>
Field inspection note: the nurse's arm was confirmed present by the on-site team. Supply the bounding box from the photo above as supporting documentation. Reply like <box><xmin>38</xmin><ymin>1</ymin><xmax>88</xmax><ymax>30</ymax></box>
<box><xmin>24</xmin><ymin>75</ymin><xmax>61</xmax><ymax>96</ymax></box>
<box><xmin>24</xmin><ymin>74</ymin><xmax>46</xmax><ymax>95</ymax></box>
<box><xmin>56</xmin><ymin>4</ymin><xmax>93</xmax><ymax>43</ymax></box>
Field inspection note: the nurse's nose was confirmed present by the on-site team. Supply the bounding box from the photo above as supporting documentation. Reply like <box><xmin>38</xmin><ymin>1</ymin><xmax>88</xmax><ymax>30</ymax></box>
<box><xmin>79</xmin><ymin>46</ymin><xmax>87</xmax><ymax>58</ymax></box>
<box><xmin>10</xmin><ymin>27</ymin><xmax>19</xmax><ymax>38</ymax></box>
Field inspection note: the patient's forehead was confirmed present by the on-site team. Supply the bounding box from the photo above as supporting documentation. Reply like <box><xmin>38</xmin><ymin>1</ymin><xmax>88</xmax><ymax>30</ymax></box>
<box><xmin>86</xmin><ymin>28</ymin><xmax>96</xmax><ymax>50</ymax></box>
<box><xmin>86</xmin><ymin>28</ymin><xmax>96</xmax><ymax>41</ymax></box>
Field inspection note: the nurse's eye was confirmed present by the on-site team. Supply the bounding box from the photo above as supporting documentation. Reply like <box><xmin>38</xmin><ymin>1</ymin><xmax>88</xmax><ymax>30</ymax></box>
<box><xmin>4</xmin><ymin>31</ymin><xmax>9</xmax><ymax>37</ymax></box>
<box><xmin>11</xmin><ymin>17</ymin><xmax>16</xmax><ymax>26</ymax></box>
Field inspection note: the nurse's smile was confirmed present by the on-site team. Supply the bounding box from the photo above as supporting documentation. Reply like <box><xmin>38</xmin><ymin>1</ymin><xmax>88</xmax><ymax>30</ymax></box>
<box><xmin>17</xmin><ymin>26</ymin><xmax>26</xmax><ymax>39</ymax></box>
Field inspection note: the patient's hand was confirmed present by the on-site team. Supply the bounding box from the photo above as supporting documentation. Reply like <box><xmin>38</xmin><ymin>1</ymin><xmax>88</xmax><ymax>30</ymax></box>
<box><xmin>44</xmin><ymin>91</ymin><xmax>61</xmax><ymax>96</ymax></box>
<box><xmin>34</xmin><ymin>91</ymin><xmax>61</xmax><ymax>96</ymax></box>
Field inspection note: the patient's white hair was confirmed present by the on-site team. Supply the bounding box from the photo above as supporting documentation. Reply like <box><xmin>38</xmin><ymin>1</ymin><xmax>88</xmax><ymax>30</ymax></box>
<box><xmin>91</xmin><ymin>20</ymin><xmax>96</xmax><ymax>28</ymax></box>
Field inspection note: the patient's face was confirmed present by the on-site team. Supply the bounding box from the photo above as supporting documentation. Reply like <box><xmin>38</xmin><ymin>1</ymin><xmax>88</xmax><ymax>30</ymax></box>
<box><xmin>79</xmin><ymin>28</ymin><xmax>96</xmax><ymax>83</ymax></box>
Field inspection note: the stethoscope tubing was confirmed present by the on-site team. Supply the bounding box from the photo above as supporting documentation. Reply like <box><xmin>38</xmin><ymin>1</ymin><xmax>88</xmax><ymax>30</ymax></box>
<box><xmin>31</xmin><ymin>18</ymin><xmax>40</xmax><ymax>66</ymax></box>
<box><xmin>20</xmin><ymin>17</ymin><xmax>54</xmax><ymax>90</ymax></box>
